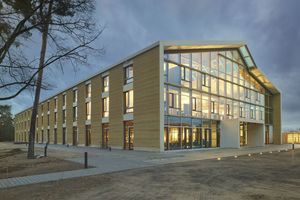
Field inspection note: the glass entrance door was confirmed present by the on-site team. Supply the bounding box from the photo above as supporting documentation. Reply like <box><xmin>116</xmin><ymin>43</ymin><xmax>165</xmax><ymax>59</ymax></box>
<box><xmin>124</xmin><ymin>126</ymin><xmax>134</xmax><ymax>150</ymax></box>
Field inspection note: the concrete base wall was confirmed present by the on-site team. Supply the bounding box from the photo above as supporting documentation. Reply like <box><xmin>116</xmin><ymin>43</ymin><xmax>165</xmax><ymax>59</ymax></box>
<box><xmin>220</xmin><ymin>119</ymin><xmax>240</xmax><ymax>148</ymax></box>
<box><xmin>248</xmin><ymin>123</ymin><xmax>265</xmax><ymax>147</ymax></box>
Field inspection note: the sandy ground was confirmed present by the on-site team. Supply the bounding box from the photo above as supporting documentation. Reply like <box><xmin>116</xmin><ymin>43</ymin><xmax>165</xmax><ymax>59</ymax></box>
<box><xmin>0</xmin><ymin>143</ymin><xmax>83</xmax><ymax>179</ymax></box>
<box><xmin>1</xmin><ymin>149</ymin><xmax>299</xmax><ymax>200</ymax></box>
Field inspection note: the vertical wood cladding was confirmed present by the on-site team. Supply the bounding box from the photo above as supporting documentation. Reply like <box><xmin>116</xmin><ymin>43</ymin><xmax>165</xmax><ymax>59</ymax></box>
<box><xmin>91</xmin><ymin>75</ymin><xmax>102</xmax><ymax>146</ymax></box>
<box><xmin>109</xmin><ymin>64</ymin><xmax>124</xmax><ymax>148</ymax></box>
<box><xmin>133</xmin><ymin>46</ymin><xmax>160</xmax><ymax>150</ymax></box>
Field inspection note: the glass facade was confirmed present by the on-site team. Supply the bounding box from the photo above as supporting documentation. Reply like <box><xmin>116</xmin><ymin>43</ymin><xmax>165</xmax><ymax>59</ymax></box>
<box><xmin>164</xmin><ymin>49</ymin><xmax>267</xmax><ymax>150</ymax></box>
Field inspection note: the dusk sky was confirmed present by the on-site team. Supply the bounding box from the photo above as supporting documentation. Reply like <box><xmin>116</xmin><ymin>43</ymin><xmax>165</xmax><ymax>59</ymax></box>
<box><xmin>2</xmin><ymin>0</ymin><xmax>300</xmax><ymax>130</ymax></box>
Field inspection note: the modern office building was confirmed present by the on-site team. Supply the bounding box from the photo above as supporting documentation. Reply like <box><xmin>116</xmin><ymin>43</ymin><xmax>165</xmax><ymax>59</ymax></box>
<box><xmin>283</xmin><ymin>131</ymin><xmax>300</xmax><ymax>144</ymax></box>
<box><xmin>14</xmin><ymin>41</ymin><xmax>282</xmax><ymax>151</ymax></box>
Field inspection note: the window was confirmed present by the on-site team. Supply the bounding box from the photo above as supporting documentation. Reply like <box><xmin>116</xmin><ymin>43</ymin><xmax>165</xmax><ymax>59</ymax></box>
<box><xmin>240</xmin><ymin>107</ymin><xmax>244</xmax><ymax>117</ymax></box>
<box><xmin>168</xmin><ymin>93</ymin><xmax>179</xmax><ymax>108</ymax></box>
<box><xmin>211</xmin><ymin>101</ymin><xmax>215</xmax><ymax>113</ymax></box>
<box><xmin>245</xmin><ymin>88</ymin><xmax>250</xmax><ymax>99</ymax></box>
<box><xmin>41</xmin><ymin>104</ymin><xmax>44</xmax><ymax>113</ymax></box>
<box><xmin>86</xmin><ymin>83</ymin><xmax>91</xmax><ymax>98</ymax></box>
<box><xmin>202</xmin><ymin>73</ymin><xmax>208</xmax><ymax>86</ymax></box>
<box><xmin>226</xmin><ymin>104</ymin><xmax>231</xmax><ymax>116</ymax></box>
<box><xmin>62</xmin><ymin>110</ymin><xmax>66</xmax><ymax>123</ymax></box>
<box><xmin>124</xmin><ymin>65</ymin><xmax>133</xmax><ymax>84</ymax></box>
<box><xmin>47</xmin><ymin>102</ymin><xmax>49</xmax><ymax>111</ymax></box>
<box><xmin>54</xmin><ymin>112</ymin><xmax>57</xmax><ymax>123</ymax></box>
<box><xmin>102</xmin><ymin>97</ymin><xmax>109</xmax><ymax>117</ymax></box>
<box><xmin>73</xmin><ymin>106</ymin><xmax>77</xmax><ymax>122</ymax></box>
<box><xmin>73</xmin><ymin>89</ymin><xmax>78</xmax><ymax>103</ymax></box>
<box><xmin>124</xmin><ymin>90</ymin><xmax>134</xmax><ymax>113</ymax></box>
<box><xmin>192</xmin><ymin>97</ymin><xmax>197</xmax><ymax>111</ymax></box>
<box><xmin>63</xmin><ymin>94</ymin><xmax>66</xmax><ymax>106</ymax></box>
<box><xmin>250</xmin><ymin>107</ymin><xmax>254</xmax><ymax>119</ymax></box>
<box><xmin>103</xmin><ymin>76</ymin><xmax>109</xmax><ymax>92</ymax></box>
<box><xmin>86</xmin><ymin>102</ymin><xmax>91</xmax><ymax>120</ymax></box>
<box><xmin>47</xmin><ymin>114</ymin><xmax>49</xmax><ymax>126</ymax></box>
<box><xmin>181</xmin><ymin>67</ymin><xmax>190</xmax><ymax>82</ymax></box>
<box><xmin>54</xmin><ymin>98</ymin><xmax>57</xmax><ymax>109</ymax></box>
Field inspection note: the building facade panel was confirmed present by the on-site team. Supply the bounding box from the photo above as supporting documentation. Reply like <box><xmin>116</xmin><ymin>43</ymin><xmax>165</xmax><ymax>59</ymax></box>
<box><xmin>134</xmin><ymin>46</ymin><xmax>161</xmax><ymax>150</ymax></box>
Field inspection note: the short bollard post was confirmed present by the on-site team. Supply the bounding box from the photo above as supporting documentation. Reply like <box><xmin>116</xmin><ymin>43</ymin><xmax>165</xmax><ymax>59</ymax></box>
<box><xmin>84</xmin><ymin>152</ymin><xmax>88</xmax><ymax>169</ymax></box>
<box><xmin>44</xmin><ymin>143</ymin><xmax>48</xmax><ymax>157</ymax></box>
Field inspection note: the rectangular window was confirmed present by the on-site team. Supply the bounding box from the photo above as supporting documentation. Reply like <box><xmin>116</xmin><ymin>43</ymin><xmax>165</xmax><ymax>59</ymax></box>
<box><xmin>62</xmin><ymin>110</ymin><xmax>66</xmax><ymax>124</ymax></box>
<box><xmin>103</xmin><ymin>76</ymin><xmax>109</xmax><ymax>92</ymax></box>
<box><xmin>73</xmin><ymin>89</ymin><xmax>78</xmax><ymax>103</ymax></box>
<box><xmin>168</xmin><ymin>92</ymin><xmax>179</xmax><ymax>109</ymax></box>
<box><xmin>124</xmin><ymin>65</ymin><xmax>133</xmax><ymax>84</ymax></box>
<box><xmin>102</xmin><ymin>97</ymin><xmax>109</xmax><ymax>117</ymax></box>
<box><xmin>181</xmin><ymin>67</ymin><xmax>190</xmax><ymax>82</ymax></box>
<box><xmin>41</xmin><ymin>104</ymin><xmax>44</xmax><ymax>113</ymax></box>
<box><xmin>54</xmin><ymin>112</ymin><xmax>57</xmax><ymax>123</ymax></box>
<box><xmin>192</xmin><ymin>97</ymin><xmax>197</xmax><ymax>111</ymax></box>
<box><xmin>86</xmin><ymin>102</ymin><xmax>91</xmax><ymax>120</ymax></box>
<box><xmin>47</xmin><ymin>114</ymin><xmax>49</xmax><ymax>126</ymax></box>
<box><xmin>86</xmin><ymin>83</ymin><xmax>91</xmax><ymax>98</ymax></box>
<box><xmin>250</xmin><ymin>107</ymin><xmax>254</xmax><ymax>119</ymax></box>
<box><xmin>54</xmin><ymin>98</ymin><xmax>57</xmax><ymax>109</ymax></box>
<box><xmin>63</xmin><ymin>94</ymin><xmax>66</xmax><ymax>106</ymax></box>
<box><xmin>47</xmin><ymin>102</ymin><xmax>49</xmax><ymax>111</ymax></box>
<box><xmin>211</xmin><ymin>101</ymin><xmax>215</xmax><ymax>113</ymax></box>
<box><xmin>226</xmin><ymin>104</ymin><xmax>230</xmax><ymax>116</ymax></box>
<box><xmin>202</xmin><ymin>73</ymin><xmax>208</xmax><ymax>86</ymax></box>
<box><xmin>124</xmin><ymin>90</ymin><xmax>134</xmax><ymax>113</ymax></box>
<box><xmin>73</xmin><ymin>106</ymin><xmax>77</xmax><ymax>122</ymax></box>
<box><xmin>240</xmin><ymin>107</ymin><xmax>243</xmax><ymax>117</ymax></box>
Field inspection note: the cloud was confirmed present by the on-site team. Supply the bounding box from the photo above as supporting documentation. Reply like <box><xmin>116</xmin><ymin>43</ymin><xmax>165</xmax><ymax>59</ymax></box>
<box><xmin>2</xmin><ymin>0</ymin><xmax>299</xmax><ymax>130</ymax></box>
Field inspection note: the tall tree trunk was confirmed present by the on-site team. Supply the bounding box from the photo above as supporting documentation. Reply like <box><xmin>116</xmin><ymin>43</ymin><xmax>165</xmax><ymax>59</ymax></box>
<box><xmin>27</xmin><ymin>0</ymin><xmax>53</xmax><ymax>159</ymax></box>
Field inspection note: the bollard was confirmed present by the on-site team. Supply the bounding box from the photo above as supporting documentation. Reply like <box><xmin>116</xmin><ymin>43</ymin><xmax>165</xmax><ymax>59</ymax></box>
<box><xmin>84</xmin><ymin>152</ymin><xmax>88</xmax><ymax>169</ymax></box>
<box><xmin>44</xmin><ymin>143</ymin><xmax>48</xmax><ymax>157</ymax></box>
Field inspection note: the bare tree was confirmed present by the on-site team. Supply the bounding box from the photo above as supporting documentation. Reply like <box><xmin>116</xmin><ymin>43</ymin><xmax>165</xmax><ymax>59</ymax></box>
<box><xmin>0</xmin><ymin>0</ymin><xmax>104</xmax><ymax>158</ymax></box>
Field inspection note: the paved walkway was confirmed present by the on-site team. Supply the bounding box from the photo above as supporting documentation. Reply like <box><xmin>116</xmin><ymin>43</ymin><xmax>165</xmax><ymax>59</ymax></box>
<box><xmin>0</xmin><ymin>143</ymin><xmax>299</xmax><ymax>189</ymax></box>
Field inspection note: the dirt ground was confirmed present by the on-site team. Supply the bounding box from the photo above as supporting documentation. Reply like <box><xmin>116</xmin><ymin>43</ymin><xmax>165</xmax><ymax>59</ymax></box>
<box><xmin>0</xmin><ymin>143</ymin><xmax>83</xmax><ymax>179</ymax></box>
<box><xmin>1</xmin><ymin>149</ymin><xmax>299</xmax><ymax>200</ymax></box>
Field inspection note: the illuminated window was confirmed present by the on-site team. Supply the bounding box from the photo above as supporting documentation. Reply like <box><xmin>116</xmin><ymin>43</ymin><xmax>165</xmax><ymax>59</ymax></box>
<box><xmin>73</xmin><ymin>106</ymin><xmax>77</xmax><ymax>121</ymax></box>
<box><xmin>202</xmin><ymin>74</ymin><xmax>208</xmax><ymax>86</ymax></box>
<box><xmin>86</xmin><ymin>102</ymin><xmax>91</xmax><ymax>120</ymax></box>
<box><xmin>240</xmin><ymin>107</ymin><xmax>244</xmax><ymax>117</ymax></box>
<box><xmin>211</xmin><ymin>101</ymin><xmax>215</xmax><ymax>113</ymax></box>
<box><xmin>103</xmin><ymin>76</ymin><xmax>109</xmax><ymax>92</ymax></box>
<box><xmin>86</xmin><ymin>83</ymin><xmax>91</xmax><ymax>98</ymax></box>
<box><xmin>102</xmin><ymin>97</ymin><xmax>109</xmax><ymax>117</ymax></box>
<box><xmin>181</xmin><ymin>67</ymin><xmax>190</xmax><ymax>82</ymax></box>
<box><xmin>73</xmin><ymin>89</ymin><xmax>78</xmax><ymax>103</ymax></box>
<box><xmin>124</xmin><ymin>65</ymin><xmax>133</xmax><ymax>84</ymax></box>
<box><xmin>63</xmin><ymin>94</ymin><xmax>66</xmax><ymax>106</ymax></box>
<box><xmin>124</xmin><ymin>90</ymin><xmax>134</xmax><ymax>113</ymax></box>
<box><xmin>226</xmin><ymin>104</ymin><xmax>231</xmax><ymax>116</ymax></box>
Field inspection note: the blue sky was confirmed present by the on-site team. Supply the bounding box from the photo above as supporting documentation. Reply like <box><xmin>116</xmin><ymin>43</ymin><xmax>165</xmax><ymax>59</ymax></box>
<box><xmin>2</xmin><ymin>0</ymin><xmax>300</xmax><ymax>130</ymax></box>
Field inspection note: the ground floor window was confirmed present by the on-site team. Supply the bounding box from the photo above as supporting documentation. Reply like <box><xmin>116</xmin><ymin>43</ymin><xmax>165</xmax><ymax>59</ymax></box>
<box><xmin>62</xmin><ymin>127</ymin><xmax>66</xmax><ymax>145</ymax></box>
<box><xmin>164</xmin><ymin>116</ymin><xmax>220</xmax><ymax>150</ymax></box>
<box><xmin>102</xmin><ymin>123</ymin><xmax>109</xmax><ymax>149</ymax></box>
<box><xmin>265</xmin><ymin>125</ymin><xmax>273</xmax><ymax>144</ymax></box>
<box><xmin>124</xmin><ymin>121</ymin><xmax>134</xmax><ymax>150</ymax></box>
<box><xmin>47</xmin><ymin>129</ymin><xmax>50</xmax><ymax>143</ymax></box>
<box><xmin>240</xmin><ymin>122</ymin><xmax>247</xmax><ymax>146</ymax></box>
